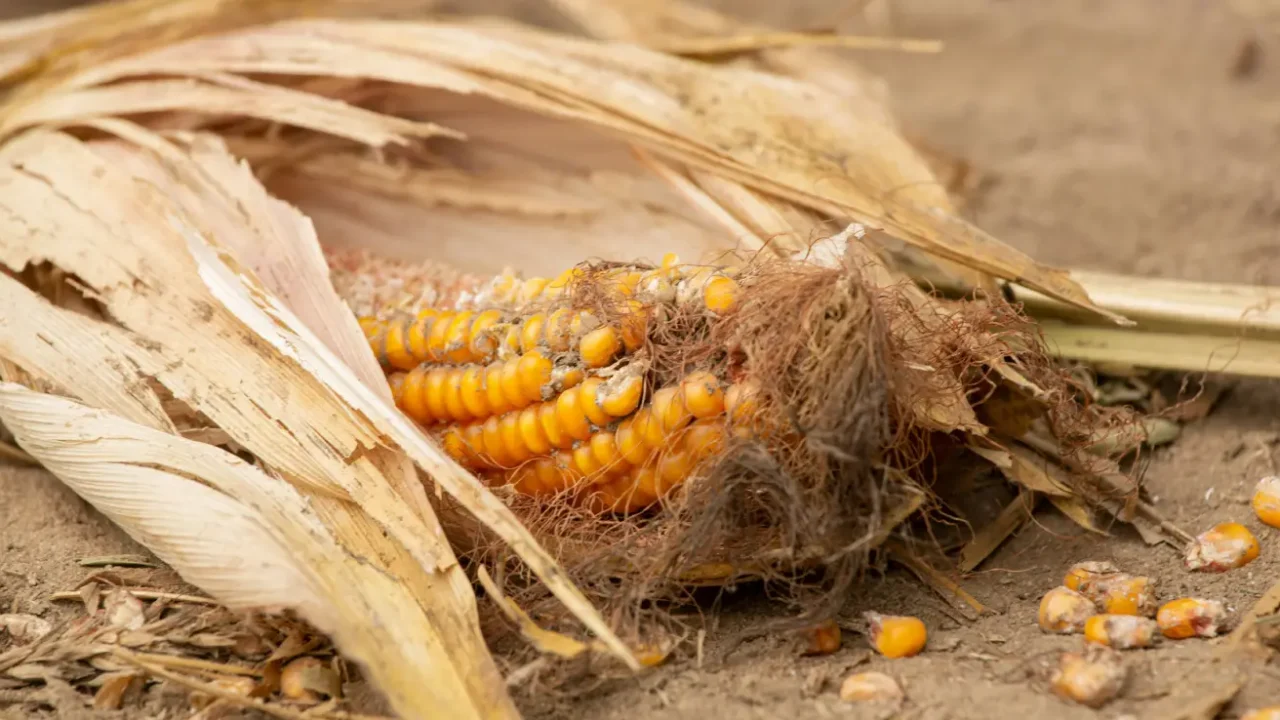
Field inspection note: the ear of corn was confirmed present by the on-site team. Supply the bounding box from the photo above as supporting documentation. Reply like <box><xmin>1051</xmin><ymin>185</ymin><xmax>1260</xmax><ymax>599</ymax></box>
<box><xmin>362</xmin><ymin>260</ymin><xmax>743</xmax><ymax>514</ymax></box>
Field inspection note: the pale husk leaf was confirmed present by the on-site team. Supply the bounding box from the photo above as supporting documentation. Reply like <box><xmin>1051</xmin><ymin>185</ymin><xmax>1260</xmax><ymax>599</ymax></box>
<box><xmin>0</xmin><ymin>127</ymin><xmax>628</xmax><ymax>716</ymax></box>
<box><xmin>0</xmin><ymin>13</ymin><xmax>1113</xmax><ymax>317</ymax></box>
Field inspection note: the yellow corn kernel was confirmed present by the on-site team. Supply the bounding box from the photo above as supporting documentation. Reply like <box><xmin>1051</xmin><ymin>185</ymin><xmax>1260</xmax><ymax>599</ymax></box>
<box><xmin>483</xmin><ymin>365</ymin><xmax>513</xmax><ymax>416</ymax></box>
<box><xmin>615</xmin><ymin>414</ymin><xmax>651</xmax><ymax>466</ymax></box>
<box><xmin>681</xmin><ymin>371</ymin><xmax>725</xmax><ymax>419</ymax></box>
<box><xmin>486</xmin><ymin>272</ymin><xmax>519</xmax><ymax>305</ymax></box>
<box><xmin>555</xmin><ymin>386</ymin><xmax>594</xmax><ymax>441</ymax></box>
<box><xmin>467</xmin><ymin>309</ymin><xmax>503</xmax><ymax>358</ymax></box>
<box><xmin>539</xmin><ymin>403</ymin><xmax>571</xmax><ymax>450</ymax></box>
<box><xmin>516</xmin><ymin>277</ymin><xmax>549</xmax><ymax>305</ymax></box>
<box><xmin>578</xmin><ymin>377</ymin><xmax>613</xmax><ymax>427</ymax></box>
<box><xmin>651</xmin><ymin>386</ymin><xmax>692</xmax><ymax>436</ymax></box>
<box><xmin>801</xmin><ymin>619</ymin><xmax>841</xmax><ymax>656</ymax></box>
<box><xmin>1253</xmin><ymin>476</ymin><xmax>1280</xmax><ymax>528</ymax></box>
<box><xmin>1038</xmin><ymin>586</ymin><xmax>1096</xmax><ymax>634</ymax></box>
<box><xmin>580</xmin><ymin>326</ymin><xmax>623</xmax><ymax>368</ymax></box>
<box><xmin>442</xmin><ymin>311</ymin><xmax>477</xmax><ymax>364</ymax></box>
<box><xmin>442</xmin><ymin>369</ymin><xmax>472</xmax><ymax>423</ymax></box>
<box><xmin>387</xmin><ymin>372</ymin><xmax>406</xmax><ymax>405</ymax></box>
<box><xmin>442</xmin><ymin>425</ymin><xmax>478</xmax><ymax>466</ymax></box>
<box><xmin>499</xmin><ymin>413</ymin><xmax>532</xmax><ymax>464</ymax></box>
<box><xmin>839</xmin><ymin>672</ymin><xmax>903</xmax><ymax>704</ymax></box>
<box><xmin>481</xmin><ymin>416</ymin><xmax>512</xmax><ymax>467</ymax></box>
<box><xmin>572</xmin><ymin>442</ymin><xmax>604</xmax><ymax>478</ymax></box>
<box><xmin>725</xmin><ymin>380</ymin><xmax>761</xmax><ymax>426</ymax></box>
<box><xmin>660</xmin><ymin>252</ymin><xmax>679</xmax><ymax>269</ymax></box>
<box><xmin>637</xmin><ymin>399</ymin><xmax>669</xmax><ymax>448</ymax></box>
<box><xmin>1242</xmin><ymin>708</ymin><xmax>1280</xmax><ymax>720</ymax></box>
<box><xmin>1095</xmin><ymin>574</ymin><xmax>1157</xmax><ymax>617</ymax></box>
<box><xmin>864</xmin><ymin>612</ymin><xmax>926</xmax><ymax>658</ymax></box>
<box><xmin>397</xmin><ymin>366</ymin><xmax>430</xmax><ymax>424</ymax></box>
<box><xmin>518</xmin><ymin>313</ymin><xmax>546</xmax><ymax>353</ymax></box>
<box><xmin>619</xmin><ymin>300</ymin><xmax>650</xmax><ymax>351</ymax></box>
<box><xmin>682</xmin><ymin>420</ymin><xmax>728</xmax><ymax>461</ymax></box>
<box><xmin>425</xmin><ymin>309</ymin><xmax>455</xmax><ymax>363</ymax></box>
<box><xmin>462</xmin><ymin>424</ymin><xmax>488</xmax><ymax>468</ymax></box>
<box><xmin>1083</xmin><ymin>614</ymin><xmax>1157</xmax><ymax>650</ymax></box>
<box><xmin>380</xmin><ymin>314</ymin><xmax>416</xmax><ymax>370</ymax></box>
<box><xmin>458</xmin><ymin>366</ymin><xmax>489</xmax><ymax>418</ymax></box>
<box><xmin>1184</xmin><ymin>521</ymin><xmax>1259</xmax><ymax>572</ymax></box>
<box><xmin>623</xmin><ymin>464</ymin><xmax>661</xmax><ymax>510</ymax></box>
<box><xmin>1050</xmin><ymin>647</ymin><xmax>1126</xmax><ymax>709</ymax></box>
<box><xmin>517</xmin><ymin>406</ymin><xmax>552</xmax><ymax>456</ymax></box>
<box><xmin>517</xmin><ymin>351</ymin><xmax>554</xmax><ymax>404</ymax></box>
<box><xmin>703</xmin><ymin>275</ymin><xmax>739</xmax><ymax>314</ymax></box>
<box><xmin>280</xmin><ymin>656</ymin><xmax>328</xmax><ymax>703</ymax></box>
<box><xmin>508</xmin><ymin>463</ymin><xmax>544</xmax><ymax>496</ymax></box>
<box><xmin>599</xmin><ymin>372</ymin><xmax>644</xmax><ymax>417</ymax></box>
<box><xmin>1156</xmin><ymin>598</ymin><xmax>1226</xmax><ymax>639</ymax></box>
<box><xmin>1063</xmin><ymin>560</ymin><xmax>1121</xmax><ymax>593</ymax></box>
<box><xmin>590</xmin><ymin>431</ymin><xmax>628</xmax><ymax>476</ymax></box>
<box><xmin>532</xmin><ymin>457</ymin><xmax>565</xmax><ymax>496</ymax></box>
<box><xmin>544</xmin><ymin>308</ymin><xmax>575</xmax><ymax>352</ymax></box>
<box><xmin>499</xmin><ymin>359</ymin><xmax>526</xmax><ymax>409</ymax></box>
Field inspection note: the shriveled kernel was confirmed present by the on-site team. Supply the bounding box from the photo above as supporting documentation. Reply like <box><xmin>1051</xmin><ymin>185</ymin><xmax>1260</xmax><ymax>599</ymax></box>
<box><xmin>1050</xmin><ymin>646</ymin><xmax>1127</xmax><ymax>708</ymax></box>
<box><xmin>580</xmin><ymin>326</ymin><xmax>623</xmax><ymax>368</ymax></box>
<box><xmin>1038</xmin><ymin>586</ymin><xmax>1096</xmax><ymax>634</ymax></box>
<box><xmin>544</xmin><ymin>309</ymin><xmax>575</xmax><ymax>352</ymax></box>
<box><xmin>280</xmin><ymin>656</ymin><xmax>335</xmax><ymax>703</ymax></box>
<box><xmin>1083</xmin><ymin>615</ymin><xmax>1158</xmax><ymax>650</ymax></box>
<box><xmin>1096</xmin><ymin>575</ymin><xmax>1157</xmax><ymax>617</ymax></box>
<box><xmin>865</xmin><ymin>612</ymin><xmax>926</xmax><ymax>658</ymax></box>
<box><xmin>703</xmin><ymin>275</ymin><xmax>739</xmax><ymax>314</ymax></box>
<box><xmin>1156</xmin><ymin>598</ymin><xmax>1227</xmax><ymax>639</ymax></box>
<box><xmin>801</xmin><ymin>620</ymin><xmax>841</xmax><ymax>656</ymax></box>
<box><xmin>599</xmin><ymin>372</ymin><xmax>644</xmax><ymax>417</ymax></box>
<box><xmin>1252</xmin><ymin>476</ymin><xmax>1280</xmax><ymax>528</ymax></box>
<box><xmin>1184</xmin><ymin>521</ymin><xmax>1259</xmax><ymax>572</ymax></box>
<box><xmin>839</xmin><ymin>672</ymin><xmax>903</xmax><ymax>704</ymax></box>
<box><xmin>1063</xmin><ymin>560</ymin><xmax>1121</xmax><ymax>593</ymax></box>
<box><xmin>578</xmin><ymin>377</ymin><xmax>613</xmax><ymax>427</ymax></box>
<box><xmin>516</xmin><ymin>277</ymin><xmax>549</xmax><ymax>304</ymax></box>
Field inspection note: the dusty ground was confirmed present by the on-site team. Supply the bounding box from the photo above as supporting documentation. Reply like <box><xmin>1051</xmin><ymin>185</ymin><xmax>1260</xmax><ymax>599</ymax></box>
<box><xmin>4</xmin><ymin>0</ymin><xmax>1280</xmax><ymax>718</ymax></box>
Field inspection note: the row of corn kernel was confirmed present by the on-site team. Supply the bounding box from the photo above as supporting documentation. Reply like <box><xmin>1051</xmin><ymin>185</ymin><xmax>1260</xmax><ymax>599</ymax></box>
<box><xmin>388</xmin><ymin>351</ymin><xmax>580</xmax><ymax>425</ymax></box>
<box><xmin>361</xmin><ymin>309</ymin><xmax>506</xmax><ymax>371</ymax></box>
<box><xmin>440</xmin><ymin>370</ymin><xmax>647</xmax><ymax>470</ymax></box>
<box><xmin>366</xmin><ymin>303</ymin><xmax>646</xmax><ymax>371</ymax></box>
<box><xmin>483</xmin><ymin>255</ymin><xmax>740</xmax><ymax>316</ymax></box>
<box><xmin>476</xmin><ymin>371</ymin><xmax>740</xmax><ymax>508</ymax></box>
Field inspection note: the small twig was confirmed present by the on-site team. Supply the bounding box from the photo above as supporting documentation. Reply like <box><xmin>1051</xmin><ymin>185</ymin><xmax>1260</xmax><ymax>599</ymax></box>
<box><xmin>50</xmin><ymin>589</ymin><xmax>217</xmax><ymax>605</ymax></box>
<box><xmin>78</xmin><ymin>555</ymin><xmax>156</xmax><ymax>569</ymax></box>
<box><xmin>123</xmin><ymin>651</ymin><xmax>260</xmax><ymax>677</ymax></box>
<box><xmin>887</xmin><ymin>542</ymin><xmax>989</xmax><ymax>617</ymax></box>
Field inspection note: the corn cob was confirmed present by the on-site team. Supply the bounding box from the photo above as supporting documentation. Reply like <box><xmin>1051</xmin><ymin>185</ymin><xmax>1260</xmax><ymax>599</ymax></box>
<box><xmin>363</xmin><ymin>257</ymin><xmax>748</xmax><ymax>513</ymax></box>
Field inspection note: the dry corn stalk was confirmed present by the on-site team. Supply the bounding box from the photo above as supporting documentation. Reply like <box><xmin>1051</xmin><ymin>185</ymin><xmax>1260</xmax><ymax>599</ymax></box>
<box><xmin>0</xmin><ymin>0</ymin><xmax>1167</xmax><ymax>715</ymax></box>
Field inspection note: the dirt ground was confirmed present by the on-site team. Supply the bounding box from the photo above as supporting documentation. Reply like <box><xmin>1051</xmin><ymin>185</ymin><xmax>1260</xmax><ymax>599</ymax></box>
<box><xmin>4</xmin><ymin>0</ymin><xmax>1280</xmax><ymax>718</ymax></box>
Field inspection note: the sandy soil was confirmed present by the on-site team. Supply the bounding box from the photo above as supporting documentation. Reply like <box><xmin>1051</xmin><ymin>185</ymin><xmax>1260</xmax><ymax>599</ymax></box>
<box><xmin>4</xmin><ymin>0</ymin><xmax>1280</xmax><ymax>718</ymax></box>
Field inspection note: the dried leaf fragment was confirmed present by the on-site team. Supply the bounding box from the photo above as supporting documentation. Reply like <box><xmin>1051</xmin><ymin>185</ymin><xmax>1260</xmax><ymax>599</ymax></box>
<box><xmin>0</xmin><ymin>614</ymin><xmax>52</xmax><ymax>645</ymax></box>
